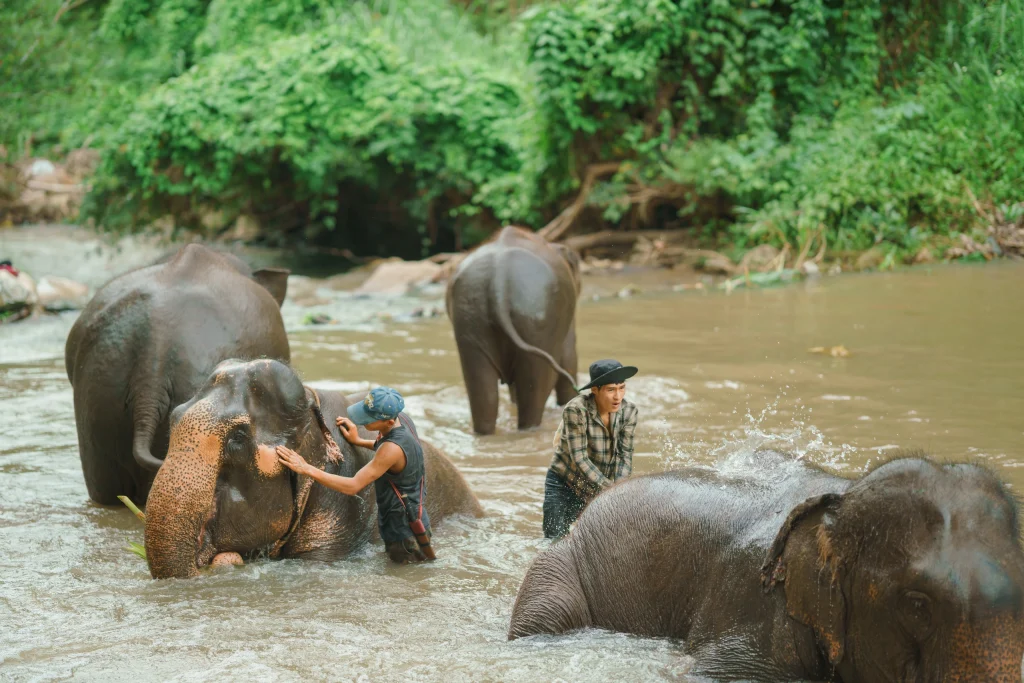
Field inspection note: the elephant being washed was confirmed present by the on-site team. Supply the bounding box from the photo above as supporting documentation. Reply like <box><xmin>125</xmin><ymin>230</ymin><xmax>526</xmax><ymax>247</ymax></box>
<box><xmin>509</xmin><ymin>451</ymin><xmax>1024</xmax><ymax>682</ymax></box>
<box><xmin>65</xmin><ymin>243</ymin><xmax>291</xmax><ymax>505</ymax></box>
<box><xmin>144</xmin><ymin>359</ymin><xmax>484</xmax><ymax>579</ymax></box>
<box><xmin>446</xmin><ymin>226</ymin><xmax>581</xmax><ymax>435</ymax></box>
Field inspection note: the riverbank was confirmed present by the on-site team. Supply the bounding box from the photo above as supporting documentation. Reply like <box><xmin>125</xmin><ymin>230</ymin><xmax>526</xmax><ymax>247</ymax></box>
<box><xmin>3</xmin><ymin>221</ymin><xmax>1021</xmax><ymax>342</ymax></box>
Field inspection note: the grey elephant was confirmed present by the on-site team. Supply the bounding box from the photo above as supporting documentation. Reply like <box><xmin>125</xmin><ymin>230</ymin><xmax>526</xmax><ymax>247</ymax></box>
<box><xmin>143</xmin><ymin>359</ymin><xmax>484</xmax><ymax>579</ymax></box>
<box><xmin>508</xmin><ymin>451</ymin><xmax>1024</xmax><ymax>682</ymax></box>
<box><xmin>446</xmin><ymin>226</ymin><xmax>581</xmax><ymax>435</ymax></box>
<box><xmin>65</xmin><ymin>243</ymin><xmax>291</xmax><ymax>505</ymax></box>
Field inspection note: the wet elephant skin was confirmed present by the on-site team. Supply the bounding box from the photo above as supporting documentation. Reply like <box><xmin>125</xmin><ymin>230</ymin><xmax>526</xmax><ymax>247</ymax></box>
<box><xmin>446</xmin><ymin>226</ymin><xmax>581</xmax><ymax>435</ymax></box>
<box><xmin>508</xmin><ymin>451</ymin><xmax>1024</xmax><ymax>682</ymax></box>
<box><xmin>64</xmin><ymin>243</ymin><xmax>291</xmax><ymax>505</ymax></box>
<box><xmin>144</xmin><ymin>359</ymin><xmax>484</xmax><ymax>579</ymax></box>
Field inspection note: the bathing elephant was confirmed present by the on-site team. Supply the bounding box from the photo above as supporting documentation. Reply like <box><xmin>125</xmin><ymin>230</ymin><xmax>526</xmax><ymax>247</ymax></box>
<box><xmin>64</xmin><ymin>243</ymin><xmax>291</xmax><ymax>506</ymax></box>
<box><xmin>446</xmin><ymin>226</ymin><xmax>581</xmax><ymax>435</ymax></box>
<box><xmin>144</xmin><ymin>359</ymin><xmax>484</xmax><ymax>579</ymax></box>
<box><xmin>508</xmin><ymin>451</ymin><xmax>1024</xmax><ymax>682</ymax></box>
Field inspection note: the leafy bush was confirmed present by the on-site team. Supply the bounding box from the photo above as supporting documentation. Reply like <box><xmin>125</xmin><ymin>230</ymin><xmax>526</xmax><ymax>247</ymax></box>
<box><xmin>84</xmin><ymin>1</ymin><xmax>549</xmax><ymax>255</ymax></box>
<box><xmin>655</xmin><ymin>0</ymin><xmax>1024</xmax><ymax>257</ymax></box>
<box><xmin>6</xmin><ymin>0</ymin><xmax>1024</xmax><ymax>261</ymax></box>
<box><xmin>523</xmin><ymin>0</ymin><xmax>1024</xmax><ymax>260</ymax></box>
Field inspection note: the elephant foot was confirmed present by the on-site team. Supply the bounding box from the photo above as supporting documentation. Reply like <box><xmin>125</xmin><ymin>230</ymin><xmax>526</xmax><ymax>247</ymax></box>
<box><xmin>210</xmin><ymin>552</ymin><xmax>244</xmax><ymax>568</ymax></box>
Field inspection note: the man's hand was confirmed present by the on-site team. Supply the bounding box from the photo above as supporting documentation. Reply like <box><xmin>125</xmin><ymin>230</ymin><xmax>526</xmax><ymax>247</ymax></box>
<box><xmin>276</xmin><ymin>445</ymin><xmax>314</xmax><ymax>476</ymax></box>
<box><xmin>336</xmin><ymin>417</ymin><xmax>363</xmax><ymax>444</ymax></box>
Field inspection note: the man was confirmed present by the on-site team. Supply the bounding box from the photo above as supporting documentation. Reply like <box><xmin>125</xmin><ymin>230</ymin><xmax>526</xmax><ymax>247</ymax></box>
<box><xmin>277</xmin><ymin>386</ymin><xmax>434</xmax><ymax>564</ymax></box>
<box><xmin>543</xmin><ymin>359</ymin><xmax>639</xmax><ymax>539</ymax></box>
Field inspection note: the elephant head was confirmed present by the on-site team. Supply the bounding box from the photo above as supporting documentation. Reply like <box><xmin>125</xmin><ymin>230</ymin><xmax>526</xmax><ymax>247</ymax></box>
<box><xmin>762</xmin><ymin>456</ymin><xmax>1024</xmax><ymax>681</ymax></box>
<box><xmin>144</xmin><ymin>359</ymin><xmax>341</xmax><ymax>579</ymax></box>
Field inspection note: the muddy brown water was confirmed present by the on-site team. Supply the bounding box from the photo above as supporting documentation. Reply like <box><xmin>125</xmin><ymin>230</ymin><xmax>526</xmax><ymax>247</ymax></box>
<box><xmin>1</xmin><ymin>238</ymin><xmax>1023</xmax><ymax>680</ymax></box>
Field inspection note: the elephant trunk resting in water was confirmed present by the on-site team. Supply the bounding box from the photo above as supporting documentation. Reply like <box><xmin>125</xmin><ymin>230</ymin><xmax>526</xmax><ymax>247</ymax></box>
<box><xmin>446</xmin><ymin>226</ymin><xmax>582</xmax><ymax>435</ymax></box>
<box><xmin>508</xmin><ymin>451</ymin><xmax>1024</xmax><ymax>682</ymax></box>
<box><xmin>144</xmin><ymin>359</ymin><xmax>483</xmax><ymax>579</ymax></box>
<box><xmin>64</xmin><ymin>243</ymin><xmax>291</xmax><ymax>505</ymax></box>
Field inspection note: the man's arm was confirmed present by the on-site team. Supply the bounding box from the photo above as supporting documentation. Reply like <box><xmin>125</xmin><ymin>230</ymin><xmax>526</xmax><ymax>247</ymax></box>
<box><xmin>614</xmin><ymin>403</ymin><xmax>638</xmax><ymax>480</ymax></box>
<box><xmin>562</xmin><ymin>408</ymin><xmax>614</xmax><ymax>491</ymax></box>
<box><xmin>277</xmin><ymin>443</ymin><xmax>403</xmax><ymax>496</ymax></box>
<box><xmin>336</xmin><ymin>417</ymin><xmax>376</xmax><ymax>450</ymax></box>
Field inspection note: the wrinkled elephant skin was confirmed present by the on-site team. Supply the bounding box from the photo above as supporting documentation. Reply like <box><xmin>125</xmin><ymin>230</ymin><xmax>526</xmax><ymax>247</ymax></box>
<box><xmin>446</xmin><ymin>226</ymin><xmax>581</xmax><ymax>435</ymax></box>
<box><xmin>508</xmin><ymin>451</ymin><xmax>1024</xmax><ymax>683</ymax></box>
<box><xmin>144</xmin><ymin>359</ymin><xmax>484</xmax><ymax>579</ymax></box>
<box><xmin>65</xmin><ymin>243</ymin><xmax>291</xmax><ymax>505</ymax></box>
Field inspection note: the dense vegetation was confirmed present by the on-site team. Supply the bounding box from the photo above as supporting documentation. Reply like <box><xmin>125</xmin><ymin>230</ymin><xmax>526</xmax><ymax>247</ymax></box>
<box><xmin>3</xmin><ymin>0</ymin><xmax>1023</xmax><ymax>261</ymax></box>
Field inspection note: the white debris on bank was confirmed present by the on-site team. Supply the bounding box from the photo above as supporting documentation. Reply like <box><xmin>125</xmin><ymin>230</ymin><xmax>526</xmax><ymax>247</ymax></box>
<box><xmin>0</xmin><ymin>262</ymin><xmax>91</xmax><ymax>323</ymax></box>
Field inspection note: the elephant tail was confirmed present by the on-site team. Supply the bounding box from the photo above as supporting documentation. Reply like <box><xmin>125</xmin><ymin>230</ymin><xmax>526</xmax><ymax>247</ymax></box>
<box><xmin>492</xmin><ymin>252</ymin><xmax>579</xmax><ymax>393</ymax></box>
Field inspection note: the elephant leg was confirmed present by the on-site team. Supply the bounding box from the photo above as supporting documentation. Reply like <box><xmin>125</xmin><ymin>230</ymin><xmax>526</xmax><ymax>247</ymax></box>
<box><xmin>508</xmin><ymin>382</ymin><xmax>517</xmax><ymax>404</ymax></box>
<box><xmin>76</xmin><ymin>401</ymin><xmax>142</xmax><ymax>505</ymax></box>
<box><xmin>508</xmin><ymin>542</ymin><xmax>591</xmax><ymax>639</ymax></box>
<box><xmin>514</xmin><ymin>355</ymin><xmax>557</xmax><ymax>430</ymax></box>
<box><xmin>456</xmin><ymin>342</ymin><xmax>500</xmax><ymax>435</ymax></box>
<box><xmin>555</xmin><ymin>325</ymin><xmax>578</xmax><ymax>406</ymax></box>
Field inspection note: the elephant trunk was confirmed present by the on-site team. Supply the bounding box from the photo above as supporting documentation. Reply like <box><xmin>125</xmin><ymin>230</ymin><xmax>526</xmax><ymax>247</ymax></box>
<box><xmin>144</xmin><ymin>400</ymin><xmax>223</xmax><ymax>579</ymax></box>
<box><xmin>131</xmin><ymin>368</ymin><xmax>171</xmax><ymax>472</ymax></box>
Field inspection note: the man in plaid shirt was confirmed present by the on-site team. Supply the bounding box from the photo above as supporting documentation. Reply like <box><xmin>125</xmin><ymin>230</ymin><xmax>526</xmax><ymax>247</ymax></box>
<box><xmin>543</xmin><ymin>359</ymin><xmax>639</xmax><ymax>538</ymax></box>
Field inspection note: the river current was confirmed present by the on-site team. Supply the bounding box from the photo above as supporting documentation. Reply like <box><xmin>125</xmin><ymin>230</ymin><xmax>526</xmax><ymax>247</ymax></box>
<box><xmin>1</xmin><ymin>229</ymin><xmax>1022</xmax><ymax>681</ymax></box>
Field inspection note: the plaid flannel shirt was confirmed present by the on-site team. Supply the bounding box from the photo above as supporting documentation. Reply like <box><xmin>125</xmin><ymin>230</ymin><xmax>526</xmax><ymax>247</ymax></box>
<box><xmin>549</xmin><ymin>393</ymin><xmax>638</xmax><ymax>499</ymax></box>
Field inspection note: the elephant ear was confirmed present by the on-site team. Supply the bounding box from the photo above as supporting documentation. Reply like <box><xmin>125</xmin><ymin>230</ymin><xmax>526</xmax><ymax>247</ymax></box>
<box><xmin>761</xmin><ymin>493</ymin><xmax>848</xmax><ymax>666</ymax></box>
<box><xmin>305</xmin><ymin>387</ymin><xmax>342</xmax><ymax>465</ymax></box>
<box><xmin>551</xmin><ymin>243</ymin><xmax>581</xmax><ymax>295</ymax></box>
<box><xmin>269</xmin><ymin>387</ymin><xmax>342</xmax><ymax>558</ymax></box>
<box><xmin>252</xmin><ymin>267</ymin><xmax>290</xmax><ymax>307</ymax></box>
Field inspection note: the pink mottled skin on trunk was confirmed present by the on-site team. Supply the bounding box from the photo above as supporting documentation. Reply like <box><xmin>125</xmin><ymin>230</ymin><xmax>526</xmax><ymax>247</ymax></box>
<box><xmin>211</xmin><ymin>552</ymin><xmax>244</xmax><ymax>567</ymax></box>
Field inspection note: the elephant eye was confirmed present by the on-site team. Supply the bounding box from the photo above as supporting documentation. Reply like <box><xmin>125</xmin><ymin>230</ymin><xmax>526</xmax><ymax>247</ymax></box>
<box><xmin>225</xmin><ymin>426</ymin><xmax>250</xmax><ymax>454</ymax></box>
<box><xmin>898</xmin><ymin>590</ymin><xmax>934</xmax><ymax>640</ymax></box>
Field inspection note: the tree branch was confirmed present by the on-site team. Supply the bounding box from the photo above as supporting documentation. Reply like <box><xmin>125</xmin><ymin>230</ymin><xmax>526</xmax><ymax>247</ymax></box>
<box><xmin>537</xmin><ymin>162</ymin><xmax>621</xmax><ymax>242</ymax></box>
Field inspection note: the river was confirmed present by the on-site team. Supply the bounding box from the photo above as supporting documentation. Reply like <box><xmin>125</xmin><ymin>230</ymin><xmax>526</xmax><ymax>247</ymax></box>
<box><xmin>1</xmin><ymin>229</ymin><xmax>1022</xmax><ymax>681</ymax></box>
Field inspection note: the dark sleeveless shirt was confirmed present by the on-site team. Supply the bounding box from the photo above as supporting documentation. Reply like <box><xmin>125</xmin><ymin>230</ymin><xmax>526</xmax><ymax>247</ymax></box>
<box><xmin>373</xmin><ymin>413</ymin><xmax>430</xmax><ymax>544</ymax></box>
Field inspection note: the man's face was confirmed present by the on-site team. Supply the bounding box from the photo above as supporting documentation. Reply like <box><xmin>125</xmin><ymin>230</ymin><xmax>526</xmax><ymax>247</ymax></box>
<box><xmin>364</xmin><ymin>417</ymin><xmax>396</xmax><ymax>432</ymax></box>
<box><xmin>591</xmin><ymin>383</ymin><xmax>626</xmax><ymax>414</ymax></box>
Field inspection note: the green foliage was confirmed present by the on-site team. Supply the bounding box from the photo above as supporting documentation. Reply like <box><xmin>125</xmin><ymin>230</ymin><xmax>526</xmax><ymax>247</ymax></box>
<box><xmin>655</xmin><ymin>0</ymin><xmax>1024</xmax><ymax>256</ymax></box>
<box><xmin>524</xmin><ymin>0</ymin><xmax>1024</xmax><ymax>259</ymax></box>
<box><xmin>84</xmin><ymin>2</ymin><xmax>549</xmax><ymax>254</ymax></box>
<box><xmin>5</xmin><ymin>0</ymin><xmax>1024</xmax><ymax>260</ymax></box>
<box><xmin>0</xmin><ymin>0</ymin><xmax>163</xmax><ymax>152</ymax></box>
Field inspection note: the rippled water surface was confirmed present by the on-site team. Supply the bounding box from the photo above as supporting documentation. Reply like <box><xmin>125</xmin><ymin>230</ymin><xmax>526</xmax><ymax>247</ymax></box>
<box><xmin>2</xmin><ymin>236</ymin><xmax>1022</xmax><ymax>681</ymax></box>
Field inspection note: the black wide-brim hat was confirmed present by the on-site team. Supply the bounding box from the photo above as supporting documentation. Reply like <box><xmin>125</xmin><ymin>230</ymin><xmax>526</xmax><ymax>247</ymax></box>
<box><xmin>579</xmin><ymin>359</ymin><xmax>638</xmax><ymax>391</ymax></box>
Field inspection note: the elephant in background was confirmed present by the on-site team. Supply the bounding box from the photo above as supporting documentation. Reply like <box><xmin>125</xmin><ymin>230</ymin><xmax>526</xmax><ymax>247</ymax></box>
<box><xmin>65</xmin><ymin>243</ymin><xmax>291</xmax><ymax>505</ymax></box>
<box><xmin>509</xmin><ymin>451</ymin><xmax>1024</xmax><ymax>682</ymax></box>
<box><xmin>446</xmin><ymin>226</ymin><xmax>581</xmax><ymax>435</ymax></box>
<box><xmin>144</xmin><ymin>359</ymin><xmax>484</xmax><ymax>579</ymax></box>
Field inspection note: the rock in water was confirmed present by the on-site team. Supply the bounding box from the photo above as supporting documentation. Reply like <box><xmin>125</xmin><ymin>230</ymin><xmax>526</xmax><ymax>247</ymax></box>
<box><xmin>36</xmin><ymin>276</ymin><xmax>90</xmax><ymax>311</ymax></box>
<box><xmin>353</xmin><ymin>260</ymin><xmax>443</xmax><ymax>296</ymax></box>
<box><xmin>855</xmin><ymin>247</ymin><xmax>885</xmax><ymax>271</ymax></box>
<box><xmin>739</xmin><ymin>244</ymin><xmax>781</xmax><ymax>272</ymax></box>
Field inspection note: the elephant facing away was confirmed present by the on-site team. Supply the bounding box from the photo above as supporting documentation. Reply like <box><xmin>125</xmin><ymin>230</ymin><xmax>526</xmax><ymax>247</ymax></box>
<box><xmin>144</xmin><ymin>359</ymin><xmax>484</xmax><ymax>579</ymax></box>
<box><xmin>64</xmin><ymin>243</ymin><xmax>291</xmax><ymax>505</ymax></box>
<box><xmin>446</xmin><ymin>226</ymin><xmax>581</xmax><ymax>435</ymax></box>
<box><xmin>508</xmin><ymin>451</ymin><xmax>1024</xmax><ymax>682</ymax></box>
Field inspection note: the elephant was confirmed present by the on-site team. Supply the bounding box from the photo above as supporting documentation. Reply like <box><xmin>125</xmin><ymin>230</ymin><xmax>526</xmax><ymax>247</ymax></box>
<box><xmin>64</xmin><ymin>243</ymin><xmax>291</xmax><ymax>506</ymax></box>
<box><xmin>508</xmin><ymin>451</ymin><xmax>1024</xmax><ymax>682</ymax></box>
<box><xmin>143</xmin><ymin>358</ymin><xmax>484</xmax><ymax>579</ymax></box>
<box><xmin>446</xmin><ymin>226</ymin><xmax>581</xmax><ymax>435</ymax></box>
